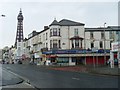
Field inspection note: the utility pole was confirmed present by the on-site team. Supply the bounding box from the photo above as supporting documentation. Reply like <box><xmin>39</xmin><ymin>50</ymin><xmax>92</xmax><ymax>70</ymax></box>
<box><xmin>104</xmin><ymin>23</ymin><xmax>106</xmax><ymax>65</ymax></box>
<box><xmin>84</xmin><ymin>29</ymin><xmax>86</xmax><ymax>65</ymax></box>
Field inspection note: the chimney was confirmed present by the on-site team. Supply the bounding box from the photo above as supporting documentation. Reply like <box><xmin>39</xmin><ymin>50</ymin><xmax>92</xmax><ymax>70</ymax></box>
<box><xmin>44</xmin><ymin>26</ymin><xmax>49</xmax><ymax>30</ymax></box>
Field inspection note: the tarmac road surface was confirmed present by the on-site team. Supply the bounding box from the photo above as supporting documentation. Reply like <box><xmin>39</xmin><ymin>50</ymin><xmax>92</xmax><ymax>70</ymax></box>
<box><xmin>0</xmin><ymin>64</ymin><xmax>38</xmax><ymax>89</ymax></box>
<box><xmin>2</xmin><ymin>64</ymin><xmax>118</xmax><ymax>88</ymax></box>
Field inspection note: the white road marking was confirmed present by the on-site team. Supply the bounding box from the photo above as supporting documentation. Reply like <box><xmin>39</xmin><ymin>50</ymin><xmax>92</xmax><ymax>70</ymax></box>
<box><xmin>72</xmin><ymin>77</ymin><xmax>80</xmax><ymax>80</ymax></box>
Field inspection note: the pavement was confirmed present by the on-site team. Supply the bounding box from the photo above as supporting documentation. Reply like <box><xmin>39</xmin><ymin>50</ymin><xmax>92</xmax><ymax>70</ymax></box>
<box><xmin>22</xmin><ymin>59</ymin><xmax>120</xmax><ymax>76</ymax></box>
<box><xmin>12</xmin><ymin>60</ymin><xmax>120</xmax><ymax>76</ymax></box>
<box><xmin>46</xmin><ymin>65</ymin><xmax>120</xmax><ymax>76</ymax></box>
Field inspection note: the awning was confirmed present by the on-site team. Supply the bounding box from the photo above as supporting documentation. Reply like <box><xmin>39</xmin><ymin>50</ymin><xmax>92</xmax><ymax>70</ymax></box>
<box><xmin>46</xmin><ymin>55</ymin><xmax>58</xmax><ymax>58</ymax></box>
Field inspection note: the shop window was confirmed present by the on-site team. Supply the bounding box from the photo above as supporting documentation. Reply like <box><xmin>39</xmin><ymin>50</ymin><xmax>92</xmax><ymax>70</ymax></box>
<box><xmin>72</xmin><ymin>58</ymin><xmax>76</xmax><ymax>62</ymax></box>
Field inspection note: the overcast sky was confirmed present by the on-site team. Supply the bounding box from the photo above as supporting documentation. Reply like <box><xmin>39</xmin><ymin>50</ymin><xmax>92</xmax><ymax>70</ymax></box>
<box><xmin>0</xmin><ymin>0</ymin><xmax>119</xmax><ymax>49</ymax></box>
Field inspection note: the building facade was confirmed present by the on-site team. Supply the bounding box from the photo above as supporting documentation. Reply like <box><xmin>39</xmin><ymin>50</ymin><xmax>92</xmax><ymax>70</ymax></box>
<box><xmin>13</xmin><ymin>18</ymin><xmax>119</xmax><ymax>66</ymax></box>
<box><xmin>0</xmin><ymin>49</ymin><xmax>2</xmax><ymax>62</ymax></box>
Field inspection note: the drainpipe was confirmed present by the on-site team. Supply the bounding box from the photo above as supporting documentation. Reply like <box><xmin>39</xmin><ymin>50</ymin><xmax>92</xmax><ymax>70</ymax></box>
<box><xmin>68</xmin><ymin>26</ymin><xmax>70</xmax><ymax>49</ymax></box>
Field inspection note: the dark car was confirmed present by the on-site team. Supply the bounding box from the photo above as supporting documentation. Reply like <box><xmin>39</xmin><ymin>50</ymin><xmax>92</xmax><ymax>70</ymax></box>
<box><xmin>18</xmin><ymin>60</ymin><xmax>22</xmax><ymax>64</ymax></box>
<box><xmin>2</xmin><ymin>60</ymin><xmax>5</xmax><ymax>64</ymax></box>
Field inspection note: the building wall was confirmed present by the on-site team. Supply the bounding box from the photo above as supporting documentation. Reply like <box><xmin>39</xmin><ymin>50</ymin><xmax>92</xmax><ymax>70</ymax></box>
<box><xmin>60</xmin><ymin>26</ymin><xmax>69</xmax><ymax>49</ymax></box>
<box><xmin>0</xmin><ymin>49</ymin><xmax>2</xmax><ymax>61</ymax></box>
<box><xmin>85</xmin><ymin>31</ymin><xmax>112</xmax><ymax>49</ymax></box>
<box><xmin>58</xmin><ymin>26</ymin><xmax>85</xmax><ymax>49</ymax></box>
<box><xmin>16</xmin><ymin>41</ymin><xmax>23</xmax><ymax>58</ymax></box>
<box><xmin>21</xmin><ymin>19</ymin><xmax>119</xmax><ymax>66</ymax></box>
<box><xmin>25</xmin><ymin>21</ymin><xmax>119</xmax><ymax>54</ymax></box>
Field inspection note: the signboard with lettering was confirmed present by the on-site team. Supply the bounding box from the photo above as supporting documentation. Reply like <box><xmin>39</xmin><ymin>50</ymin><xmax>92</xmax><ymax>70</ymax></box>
<box><xmin>111</xmin><ymin>42</ymin><xmax>120</xmax><ymax>52</ymax></box>
<box><xmin>42</xmin><ymin>49</ymin><xmax>110</xmax><ymax>54</ymax></box>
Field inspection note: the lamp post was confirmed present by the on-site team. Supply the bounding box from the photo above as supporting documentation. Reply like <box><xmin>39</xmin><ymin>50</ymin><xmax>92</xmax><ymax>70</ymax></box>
<box><xmin>92</xmin><ymin>39</ymin><xmax>95</xmax><ymax>68</ymax></box>
<box><xmin>118</xmin><ymin>28</ymin><xmax>120</xmax><ymax>68</ymax></box>
<box><xmin>84</xmin><ymin>29</ymin><xmax>86</xmax><ymax>65</ymax></box>
<box><xmin>104</xmin><ymin>22</ymin><xmax>106</xmax><ymax>65</ymax></box>
<box><xmin>1</xmin><ymin>15</ymin><xmax>5</xmax><ymax>17</ymax></box>
<box><xmin>1</xmin><ymin>14</ymin><xmax>5</xmax><ymax>62</ymax></box>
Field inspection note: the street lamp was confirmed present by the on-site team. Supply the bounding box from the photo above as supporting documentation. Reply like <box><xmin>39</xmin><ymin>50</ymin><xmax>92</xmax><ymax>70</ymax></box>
<box><xmin>1</xmin><ymin>14</ymin><xmax>5</xmax><ymax>61</ymax></box>
<box><xmin>84</xmin><ymin>29</ymin><xmax>87</xmax><ymax>65</ymax></box>
<box><xmin>1</xmin><ymin>15</ymin><xmax>5</xmax><ymax>17</ymax></box>
<box><xmin>92</xmin><ymin>39</ymin><xmax>95</xmax><ymax>68</ymax></box>
<box><xmin>104</xmin><ymin>22</ymin><xmax>106</xmax><ymax>65</ymax></box>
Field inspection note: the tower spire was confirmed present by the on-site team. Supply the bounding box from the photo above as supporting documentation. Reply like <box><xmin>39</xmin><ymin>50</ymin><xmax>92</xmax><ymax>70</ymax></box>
<box><xmin>15</xmin><ymin>9</ymin><xmax>24</xmax><ymax>47</ymax></box>
<box><xmin>20</xmin><ymin>8</ymin><xmax>22</xmax><ymax>13</ymax></box>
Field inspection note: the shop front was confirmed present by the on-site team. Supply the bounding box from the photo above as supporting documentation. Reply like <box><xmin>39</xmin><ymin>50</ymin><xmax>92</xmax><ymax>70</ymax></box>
<box><xmin>110</xmin><ymin>42</ymin><xmax>120</xmax><ymax>68</ymax></box>
<box><xmin>42</xmin><ymin>49</ymin><xmax>110</xmax><ymax>66</ymax></box>
<box><xmin>46</xmin><ymin>54</ymin><xmax>58</xmax><ymax>65</ymax></box>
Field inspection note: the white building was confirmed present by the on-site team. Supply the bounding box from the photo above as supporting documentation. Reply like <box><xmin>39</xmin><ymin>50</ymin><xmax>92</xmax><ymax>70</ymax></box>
<box><xmin>2</xmin><ymin>46</ymin><xmax>10</xmax><ymax>63</ymax></box>
<box><xmin>85</xmin><ymin>27</ymin><xmax>113</xmax><ymax>50</ymax></box>
<box><xmin>23</xmin><ymin>19</ymin><xmax>119</xmax><ymax>66</ymax></box>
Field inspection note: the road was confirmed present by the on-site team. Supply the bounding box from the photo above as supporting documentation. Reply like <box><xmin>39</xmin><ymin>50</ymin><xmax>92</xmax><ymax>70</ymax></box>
<box><xmin>0</xmin><ymin>64</ymin><xmax>38</xmax><ymax>89</ymax></box>
<box><xmin>0</xmin><ymin>64</ymin><xmax>22</xmax><ymax>86</ymax></box>
<box><xmin>2</xmin><ymin>64</ymin><xmax>118</xmax><ymax>88</ymax></box>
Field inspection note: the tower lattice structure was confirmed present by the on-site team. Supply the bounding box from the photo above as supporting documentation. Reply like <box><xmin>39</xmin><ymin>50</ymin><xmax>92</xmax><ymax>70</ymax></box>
<box><xmin>15</xmin><ymin>9</ymin><xmax>24</xmax><ymax>47</ymax></box>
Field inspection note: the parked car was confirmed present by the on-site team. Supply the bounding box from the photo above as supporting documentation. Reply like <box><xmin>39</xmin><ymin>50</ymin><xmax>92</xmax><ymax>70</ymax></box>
<box><xmin>18</xmin><ymin>60</ymin><xmax>22</xmax><ymax>64</ymax></box>
<box><xmin>2</xmin><ymin>60</ymin><xmax>5</xmax><ymax>64</ymax></box>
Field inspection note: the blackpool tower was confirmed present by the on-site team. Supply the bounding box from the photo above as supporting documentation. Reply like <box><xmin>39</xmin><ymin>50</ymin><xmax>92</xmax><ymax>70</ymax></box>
<box><xmin>15</xmin><ymin>9</ymin><xmax>24</xmax><ymax>59</ymax></box>
<box><xmin>15</xmin><ymin>9</ymin><xmax>24</xmax><ymax>47</ymax></box>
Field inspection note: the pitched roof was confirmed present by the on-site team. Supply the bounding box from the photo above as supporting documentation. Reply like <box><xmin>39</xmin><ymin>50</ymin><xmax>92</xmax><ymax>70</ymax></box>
<box><xmin>49</xmin><ymin>19</ymin><xmax>85</xmax><ymax>26</ymax></box>
<box><xmin>59</xmin><ymin>19</ymin><xmax>85</xmax><ymax>26</ymax></box>
<box><xmin>49</xmin><ymin>19</ymin><xmax>59</xmax><ymax>26</ymax></box>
